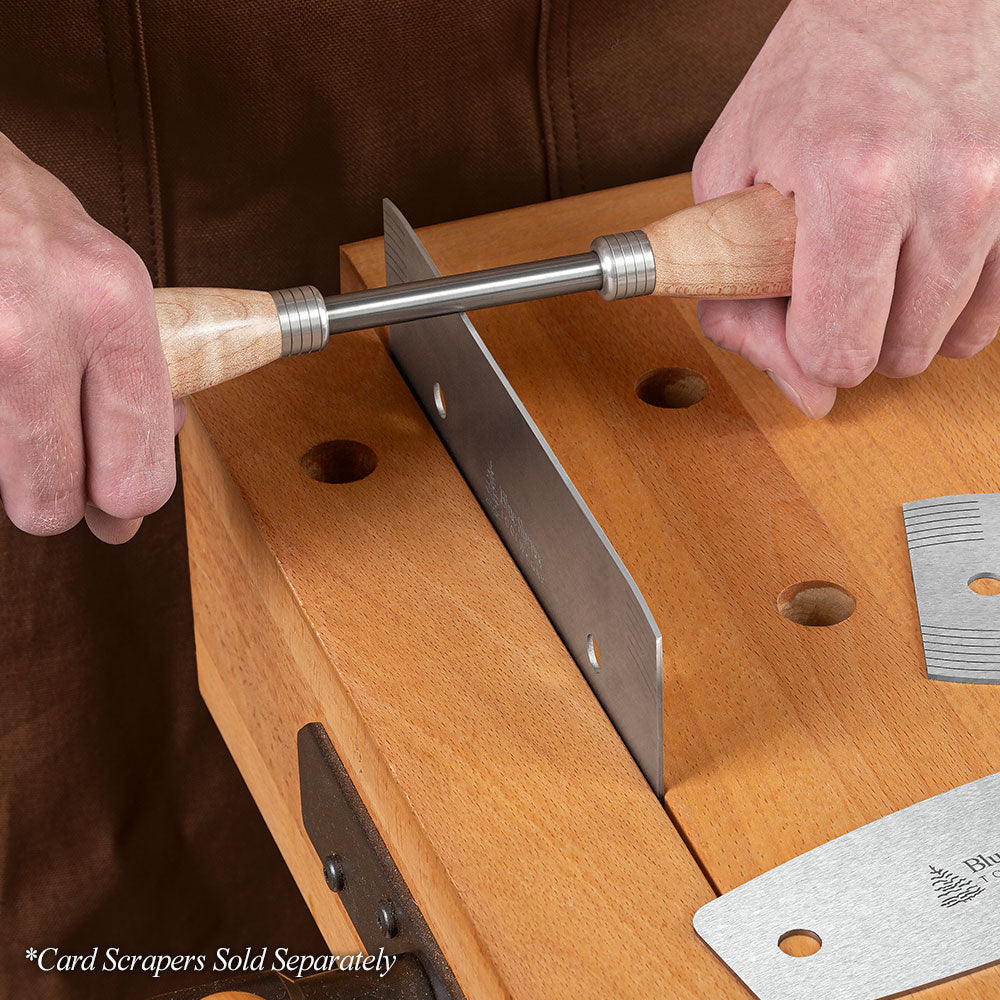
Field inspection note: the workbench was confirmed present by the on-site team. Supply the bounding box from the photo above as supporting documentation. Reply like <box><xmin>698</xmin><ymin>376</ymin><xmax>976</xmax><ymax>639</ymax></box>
<box><xmin>179</xmin><ymin>173</ymin><xmax>1000</xmax><ymax>999</ymax></box>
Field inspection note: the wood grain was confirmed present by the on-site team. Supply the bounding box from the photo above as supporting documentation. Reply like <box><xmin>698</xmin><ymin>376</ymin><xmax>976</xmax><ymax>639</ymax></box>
<box><xmin>643</xmin><ymin>183</ymin><xmax>795</xmax><ymax>298</ymax></box>
<box><xmin>183</xmin><ymin>173</ymin><xmax>1000</xmax><ymax>999</ymax></box>
<box><xmin>156</xmin><ymin>287</ymin><xmax>282</xmax><ymax>398</ymax></box>
<box><xmin>180</xmin><ymin>317</ymin><xmax>741</xmax><ymax>998</ymax></box>
<box><xmin>339</xmin><ymin>172</ymin><xmax>1000</xmax><ymax>998</ymax></box>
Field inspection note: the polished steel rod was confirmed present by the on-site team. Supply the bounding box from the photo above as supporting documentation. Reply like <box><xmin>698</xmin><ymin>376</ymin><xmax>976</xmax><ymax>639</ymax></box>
<box><xmin>325</xmin><ymin>252</ymin><xmax>603</xmax><ymax>335</ymax></box>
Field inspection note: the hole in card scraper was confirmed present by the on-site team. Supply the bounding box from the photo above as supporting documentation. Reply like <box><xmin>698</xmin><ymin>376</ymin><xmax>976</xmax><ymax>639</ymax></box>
<box><xmin>778</xmin><ymin>930</ymin><xmax>822</xmax><ymax>957</ymax></box>
<box><xmin>587</xmin><ymin>634</ymin><xmax>601</xmax><ymax>672</ymax></box>
<box><xmin>969</xmin><ymin>574</ymin><xmax>1000</xmax><ymax>596</ymax></box>
<box><xmin>433</xmin><ymin>382</ymin><xmax>447</xmax><ymax>418</ymax></box>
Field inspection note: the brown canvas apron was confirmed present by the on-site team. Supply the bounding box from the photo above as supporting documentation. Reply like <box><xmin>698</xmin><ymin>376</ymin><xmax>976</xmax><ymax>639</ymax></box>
<box><xmin>0</xmin><ymin>2</ymin><xmax>786</xmax><ymax>996</ymax></box>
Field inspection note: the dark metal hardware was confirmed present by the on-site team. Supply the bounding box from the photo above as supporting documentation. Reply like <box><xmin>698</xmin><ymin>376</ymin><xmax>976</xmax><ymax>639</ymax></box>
<box><xmin>375</xmin><ymin>900</ymin><xmax>397</xmax><ymax>939</ymax></box>
<box><xmin>324</xmin><ymin>853</ymin><xmax>346</xmax><ymax>893</ymax></box>
<box><xmin>297</xmin><ymin>723</ymin><xmax>465</xmax><ymax>1000</ymax></box>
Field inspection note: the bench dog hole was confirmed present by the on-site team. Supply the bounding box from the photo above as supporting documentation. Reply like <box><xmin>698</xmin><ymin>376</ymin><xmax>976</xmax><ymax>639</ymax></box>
<box><xmin>635</xmin><ymin>367</ymin><xmax>708</xmax><ymax>408</ymax></box>
<box><xmin>969</xmin><ymin>573</ymin><xmax>1000</xmax><ymax>597</ymax></box>
<box><xmin>301</xmin><ymin>440</ymin><xmax>377</xmax><ymax>484</ymax></box>
<box><xmin>778</xmin><ymin>930</ymin><xmax>822</xmax><ymax>958</ymax></box>
<box><xmin>777</xmin><ymin>580</ymin><xmax>856</xmax><ymax>627</ymax></box>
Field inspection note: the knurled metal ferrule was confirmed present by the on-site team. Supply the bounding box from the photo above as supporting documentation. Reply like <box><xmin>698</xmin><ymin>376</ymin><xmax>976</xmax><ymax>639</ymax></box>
<box><xmin>589</xmin><ymin>231</ymin><xmax>656</xmax><ymax>301</ymax></box>
<box><xmin>271</xmin><ymin>285</ymin><xmax>330</xmax><ymax>357</ymax></box>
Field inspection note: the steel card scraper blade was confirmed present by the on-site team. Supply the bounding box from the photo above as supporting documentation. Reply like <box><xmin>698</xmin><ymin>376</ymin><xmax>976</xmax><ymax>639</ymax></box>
<box><xmin>694</xmin><ymin>772</ymin><xmax>1000</xmax><ymax>999</ymax></box>
<box><xmin>903</xmin><ymin>494</ymin><xmax>1000</xmax><ymax>684</ymax></box>
<box><xmin>381</xmin><ymin>200</ymin><xmax>664</xmax><ymax>797</ymax></box>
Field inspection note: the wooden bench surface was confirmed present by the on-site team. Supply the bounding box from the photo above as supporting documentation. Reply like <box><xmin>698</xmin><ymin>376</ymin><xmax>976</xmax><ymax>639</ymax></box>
<box><xmin>182</xmin><ymin>173</ymin><xmax>1000</xmax><ymax>999</ymax></box>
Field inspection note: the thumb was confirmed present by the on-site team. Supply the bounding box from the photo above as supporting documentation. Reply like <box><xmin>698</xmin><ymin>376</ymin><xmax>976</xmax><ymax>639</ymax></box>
<box><xmin>697</xmin><ymin>298</ymin><xmax>837</xmax><ymax>418</ymax></box>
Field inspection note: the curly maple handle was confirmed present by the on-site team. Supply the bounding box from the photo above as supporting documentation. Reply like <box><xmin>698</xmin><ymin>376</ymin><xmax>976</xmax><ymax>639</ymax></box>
<box><xmin>155</xmin><ymin>285</ymin><xmax>328</xmax><ymax>398</ymax></box>
<box><xmin>642</xmin><ymin>183</ymin><xmax>797</xmax><ymax>299</ymax></box>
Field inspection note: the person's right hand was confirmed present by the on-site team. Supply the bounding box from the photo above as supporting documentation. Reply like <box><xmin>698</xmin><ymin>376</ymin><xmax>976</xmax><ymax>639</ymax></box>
<box><xmin>692</xmin><ymin>0</ymin><xmax>1000</xmax><ymax>418</ymax></box>
<box><xmin>0</xmin><ymin>132</ymin><xmax>183</xmax><ymax>544</ymax></box>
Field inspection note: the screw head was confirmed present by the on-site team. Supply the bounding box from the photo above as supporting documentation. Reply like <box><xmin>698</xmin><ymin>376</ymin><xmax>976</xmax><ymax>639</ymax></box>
<box><xmin>376</xmin><ymin>899</ymin><xmax>398</xmax><ymax>938</ymax></box>
<box><xmin>323</xmin><ymin>853</ymin><xmax>345</xmax><ymax>893</ymax></box>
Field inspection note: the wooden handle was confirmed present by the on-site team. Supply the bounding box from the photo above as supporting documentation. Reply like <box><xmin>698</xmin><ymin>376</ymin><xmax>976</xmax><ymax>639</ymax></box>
<box><xmin>155</xmin><ymin>287</ymin><xmax>283</xmax><ymax>398</ymax></box>
<box><xmin>642</xmin><ymin>183</ymin><xmax>796</xmax><ymax>299</ymax></box>
<box><xmin>153</xmin><ymin>189</ymin><xmax>795</xmax><ymax>400</ymax></box>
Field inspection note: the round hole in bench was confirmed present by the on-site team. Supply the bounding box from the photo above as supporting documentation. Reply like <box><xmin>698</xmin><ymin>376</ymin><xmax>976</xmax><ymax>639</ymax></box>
<box><xmin>969</xmin><ymin>573</ymin><xmax>1000</xmax><ymax>596</ymax></box>
<box><xmin>778</xmin><ymin>930</ymin><xmax>822</xmax><ymax>957</ymax></box>
<box><xmin>777</xmin><ymin>581</ymin><xmax>856</xmax><ymax>627</ymax></box>
<box><xmin>635</xmin><ymin>367</ymin><xmax>708</xmax><ymax>409</ymax></box>
<box><xmin>301</xmin><ymin>440</ymin><xmax>377</xmax><ymax>484</ymax></box>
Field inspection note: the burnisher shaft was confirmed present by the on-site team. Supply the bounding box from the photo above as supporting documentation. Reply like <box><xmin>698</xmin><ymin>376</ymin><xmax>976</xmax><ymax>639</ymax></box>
<box><xmin>322</xmin><ymin>230</ymin><xmax>655</xmax><ymax>336</ymax></box>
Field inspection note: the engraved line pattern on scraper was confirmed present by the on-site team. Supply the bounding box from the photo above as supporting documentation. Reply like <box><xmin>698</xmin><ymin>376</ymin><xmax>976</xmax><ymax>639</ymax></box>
<box><xmin>903</xmin><ymin>494</ymin><xmax>1000</xmax><ymax>684</ymax></box>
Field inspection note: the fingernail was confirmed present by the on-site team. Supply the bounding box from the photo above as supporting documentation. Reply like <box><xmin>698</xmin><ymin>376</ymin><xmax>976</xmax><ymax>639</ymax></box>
<box><xmin>85</xmin><ymin>504</ymin><xmax>143</xmax><ymax>545</ymax></box>
<box><xmin>764</xmin><ymin>369</ymin><xmax>807</xmax><ymax>415</ymax></box>
<box><xmin>173</xmin><ymin>398</ymin><xmax>187</xmax><ymax>435</ymax></box>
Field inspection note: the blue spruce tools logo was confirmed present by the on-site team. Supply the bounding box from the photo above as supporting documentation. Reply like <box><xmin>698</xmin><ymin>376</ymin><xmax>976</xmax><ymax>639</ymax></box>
<box><xmin>929</xmin><ymin>866</ymin><xmax>985</xmax><ymax>908</ymax></box>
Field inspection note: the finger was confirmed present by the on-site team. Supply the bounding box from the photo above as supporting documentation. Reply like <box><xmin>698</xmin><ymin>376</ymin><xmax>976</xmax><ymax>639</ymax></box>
<box><xmin>876</xmin><ymin>227</ymin><xmax>991</xmax><ymax>377</ymax></box>
<box><xmin>939</xmin><ymin>249</ymin><xmax>1000</xmax><ymax>359</ymax></box>
<box><xmin>84</xmin><ymin>503</ymin><xmax>142</xmax><ymax>544</ymax></box>
<box><xmin>173</xmin><ymin>398</ymin><xmax>187</xmax><ymax>435</ymax></box>
<box><xmin>698</xmin><ymin>298</ymin><xmax>837</xmax><ymax>417</ymax></box>
<box><xmin>785</xmin><ymin>179</ymin><xmax>904</xmax><ymax>387</ymax></box>
<box><xmin>85</xmin><ymin>397</ymin><xmax>185</xmax><ymax>546</ymax></box>
<box><xmin>691</xmin><ymin>124</ymin><xmax>754</xmax><ymax>204</ymax></box>
<box><xmin>81</xmin><ymin>272</ymin><xmax>176</xmax><ymax>520</ymax></box>
<box><xmin>0</xmin><ymin>348</ymin><xmax>86</xmax><ymax>535</ymax></box>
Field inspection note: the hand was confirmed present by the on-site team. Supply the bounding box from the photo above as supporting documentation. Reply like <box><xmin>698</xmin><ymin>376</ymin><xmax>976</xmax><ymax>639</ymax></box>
<box><xmin>0</xmin><ymin>132</ymin><xmax>182</xmax><ymax>543</ymax></box>
<box><xmin>693</xmin><ymin>0</ymin><xmax>1000</xmax><ymax>417</ymax></box>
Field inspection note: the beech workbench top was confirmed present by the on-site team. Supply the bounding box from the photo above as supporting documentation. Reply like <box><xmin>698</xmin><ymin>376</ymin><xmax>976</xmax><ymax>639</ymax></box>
<box><xmin>181</xmin><ymin>173</ymin><xmax>1000</xmax><ymax>999</ymax></box>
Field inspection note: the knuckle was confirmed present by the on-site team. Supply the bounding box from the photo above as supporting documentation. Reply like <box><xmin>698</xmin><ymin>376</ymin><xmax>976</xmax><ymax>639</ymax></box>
<box><xmin>692</xmin><ymin>140</ymin><xmax>717</xmax><ymax>180</ymax></box>
<box><xmin>835</xmin><ymin>143</ymin><xmax>901</xmax><ymax>206</ymax></box>
<box><xmin>877</xmin><ymin>347</ymin><xmax>934</xmax><ymax>379</ymax></box>
<box><xmin>691</xmin><ymin>148</ymin><xmax>718</xmax><ymax>202</ymax></box>
<box><xmin>801</xmin><ymin>347</ymin><xmax>877</xmax><ymax>388</ymax></box>
<box><xmin>12</xmin><ymin>503</ymin><xmax>84</xmax><ymax>537</ymax></box>
<box><xmin>941</xmin><ymin>327</ymin><xmax>998</xmax><ymax>359</ymax></box>
<box><xmin>938</xmin><ymin>341</ymin><xmax>977</xmax><ymax>360</ymax></box>
<box><xmin>949</xmin><ymin>151</ymin><xmax>1000</xmax><ymax>220</ymax></box>
<box><xmin>81</xmin><ymin>242</ymin><xmax>153</xmax><ymax>346</ymax></box>
<box><xmin>7</xmin><ymin>470</ymin><xmax>85</xmax><ymax>535</ymax></box>
<box><xmin>95</xmin><ymin>454</ymin><xmax>176</xmax><ymax>520</ymax></box>
<box><xmin>691</xmin><ymin>130</ymin><xmax>742</xmax><ymax>202</ymax></box>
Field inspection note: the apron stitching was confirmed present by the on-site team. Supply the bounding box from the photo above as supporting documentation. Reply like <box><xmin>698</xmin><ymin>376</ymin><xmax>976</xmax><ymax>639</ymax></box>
<box><xmin>564</xmin><ymin>0</ymin><xmax>587</xmax><ymax>193</ymax></box>
<box><xmin>536</xmin><ymin>0</ymin><xmax>559</xmax><ymax>199</ymax></box>
<box><xmin>95</xmin><ymin>0</ymin><xmax>132</xmax><ymax>246</ymax></box>
<box><xmin>127</xmin><ymin>0</ymin><xmax>166</xmax><ymax>286</ymax></box>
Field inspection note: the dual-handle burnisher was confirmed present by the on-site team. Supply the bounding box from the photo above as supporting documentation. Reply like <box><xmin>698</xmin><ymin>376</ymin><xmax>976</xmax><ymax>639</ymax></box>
<box><xmin>157</xmin><ymin>183</ymin><xmax>797</xmax><ymax>398</ymax></box>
